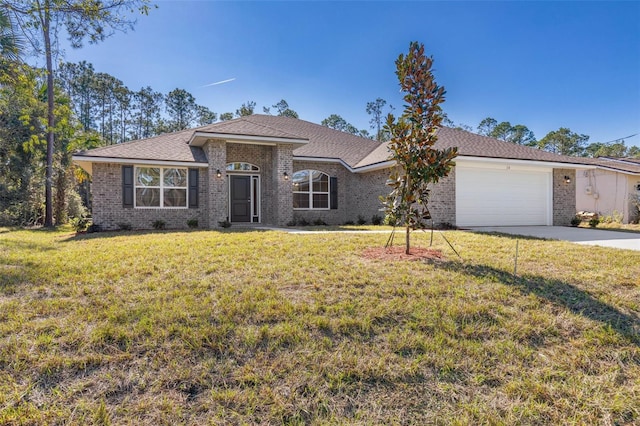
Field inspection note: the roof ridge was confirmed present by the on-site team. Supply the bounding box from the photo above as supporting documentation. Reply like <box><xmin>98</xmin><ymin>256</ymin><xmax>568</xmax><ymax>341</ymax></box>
<box><xmin>242</xmin><ymin>115</ymin><xmax>308</xmax><ymax>139</ymax></box>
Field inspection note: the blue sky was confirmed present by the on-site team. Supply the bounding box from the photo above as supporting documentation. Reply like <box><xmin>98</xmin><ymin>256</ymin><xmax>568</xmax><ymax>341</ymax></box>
<box><xmin>54</xmin><ymin>1</ymin><xmax>640</xmax><ymax>147</ymax></box>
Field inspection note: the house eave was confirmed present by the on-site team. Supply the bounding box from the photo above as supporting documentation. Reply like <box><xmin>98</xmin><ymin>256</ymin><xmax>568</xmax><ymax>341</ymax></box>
<box><xmin>189</xmin><ymin>131</ymin><xmax>308</xmax><ymax>147</ymax></box>
<box><xmin>592</xmin><ymin>165</ymin><xmax>640</xmax><ymax>176</ymax></box>
<box><xmin>72</xmin><ymin>155</ymin><xmax>209</xmax><ymax>176</ymax></box>
<box><xmin>456</xmin><ymin>155</ymin><xmax>596</xmax><ymax>170</ymax></box>
<box><xmin>293</xmin><ymin>155</ymin><xmax>397</xmax><ymax>173</ymax></box>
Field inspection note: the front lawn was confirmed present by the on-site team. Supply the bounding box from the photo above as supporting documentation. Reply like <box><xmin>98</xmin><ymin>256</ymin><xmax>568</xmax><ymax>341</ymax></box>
<box><xmin>1</xmin><ymin>227</ymin><xmax>638</xmax><ymax>424</ymax></box>
<box><xmin>592</xmin><ymin>222</ymin><xmax>640</xmax><ymax>233</ymax></box>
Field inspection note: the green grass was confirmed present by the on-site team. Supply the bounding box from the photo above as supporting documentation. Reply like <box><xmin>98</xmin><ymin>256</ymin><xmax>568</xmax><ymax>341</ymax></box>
<box><xmin>1</xmin><ymin>226</ymin><xmax>639</xmax><ymax>424</ymax></box>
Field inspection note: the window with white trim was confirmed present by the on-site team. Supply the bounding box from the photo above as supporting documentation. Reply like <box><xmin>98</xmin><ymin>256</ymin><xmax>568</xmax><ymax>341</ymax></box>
<box><xmin>135</xmin><ymin>166</ymin><xmax>187</xmax><ymax>208</ymax></box>
<box><xmin>293</xmin><ymin>170</ymin><xmax>329</xmax><ymax>209</ymax></box>
<box><xmin>226</xmin><ymin>162</ymin><xmax>260</xmax><ymax>172</ymax></box>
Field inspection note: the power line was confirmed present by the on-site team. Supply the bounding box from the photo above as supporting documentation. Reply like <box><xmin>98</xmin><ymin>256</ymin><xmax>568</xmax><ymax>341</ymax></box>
<box><xmin>601</xmin><ymin>133</ymin><xmax>639</xmax><ymax>144</ymax></box>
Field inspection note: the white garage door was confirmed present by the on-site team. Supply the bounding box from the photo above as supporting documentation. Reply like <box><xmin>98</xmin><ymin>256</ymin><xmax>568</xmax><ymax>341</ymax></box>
<box><xmin>456</xmin><ymin>164</ymin><xmax>552</xmax><ymax>226</ymax></box>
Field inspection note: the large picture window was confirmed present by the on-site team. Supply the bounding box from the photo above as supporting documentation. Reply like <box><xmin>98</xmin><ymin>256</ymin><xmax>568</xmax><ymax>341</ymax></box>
<box><xmin>293</xmin><ymin>170</ymin><xmax>329</xmax><ymax>209</ymax></box>
<box><xmin>135</xmin><ymin>167</ymin><xmax>187</xmax><ymax>208</ymax></box>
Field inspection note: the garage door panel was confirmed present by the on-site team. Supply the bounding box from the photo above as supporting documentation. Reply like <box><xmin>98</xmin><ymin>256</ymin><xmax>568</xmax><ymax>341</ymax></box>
<box><xmin>456</xmin><ymin>165</ymin><xmax>551</xmax><ymax>226</ymax></box>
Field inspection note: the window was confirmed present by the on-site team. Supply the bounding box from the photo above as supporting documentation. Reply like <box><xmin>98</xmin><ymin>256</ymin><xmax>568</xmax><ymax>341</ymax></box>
<box><xmin>293</xmin><ymin>170</ymin><xmax>329</xmax><ymax>209</ymax></box>
<box><xmin>135</xmin><ymin>166</ymin><xmax>187</xmax><ymax>208</ymax></box>
<box><xmin>226</xmin><ymin>162</ymin><xmax>259</xmax><ymax>172</ymax></box>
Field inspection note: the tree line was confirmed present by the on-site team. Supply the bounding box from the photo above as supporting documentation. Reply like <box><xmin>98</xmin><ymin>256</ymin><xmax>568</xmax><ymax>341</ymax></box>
<box><xmin>1</xmin><ymin>1</ymin><xmax>637</xmax><ymax>229</ymax></box>
<box><xmin>456</xmin><ymin>116</ymin><xmax>640</xmax><ymax>158</ymax></box>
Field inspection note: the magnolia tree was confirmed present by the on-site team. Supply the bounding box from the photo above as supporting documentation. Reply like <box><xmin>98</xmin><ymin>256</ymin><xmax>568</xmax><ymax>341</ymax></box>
<box><xmin>381</xmin><ymin>41</ymin><xmax>458</xmax><ymax>254</ymax></box>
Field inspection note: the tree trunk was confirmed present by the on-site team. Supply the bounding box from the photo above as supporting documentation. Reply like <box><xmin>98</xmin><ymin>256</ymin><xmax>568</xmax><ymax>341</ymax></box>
<box><xmin>405</xmin><ymin>225</ymin><xmax>410</xmax><ymax>255</ymax></box>
<box><xmin>404</xmin><ymin>173</ymin><xmax>411</xmax><ymax>254</ymax></box>
<box><xmin>43</xmin><ymin>1</ymin><xmax>54</xmax><ymax>227</ymax></box>
<box><xmin>54</xmin><ymin>169</ymin><xmax>67</xmax><ymax>224</ymax></box>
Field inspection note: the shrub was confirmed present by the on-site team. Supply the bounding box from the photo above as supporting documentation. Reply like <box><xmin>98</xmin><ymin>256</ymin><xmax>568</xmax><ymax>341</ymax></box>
<box><xmin>371</xmin><ymin>215</ymin><xmax>383</xmax><ymax>225</ymax></box>
<box><xmin>152</xmin><ymin>220</ymin><xmax>166</xmax><ymax>230</ymax></box>
<box><xmin>66</xmin><ymin>190</ymin><xmax>88</xmax><ymax>222</ymax></box>
<box><xmin>117</xmin><ymin>222</ymin><xmax>132</xmax><ymax>231</ymax></box>
<box><xmin>313</xmin><ymin>218</ymin><xmax>327</xmax><ymax>226</ymax></box>
<box><xmin>87</xmin><ymin>223</ymin><xmax>101</xmax><ymax>233</ymax></box>
<box><xmin>438</xmin><ymin>222</ymin><xmax>457</xmax><ymax>230</ymax></box>
<box><xmin>570</xmin><ymin>216</ymin><xmax>581</xmax><ymax>227</ymax></box>
<box><xmin>588</xmin><ymin>217</ymin><xmax>600</xmax><ymax>228</ymax></box>
<box><xmin>357</xmin><ymin>215</ymin><xmax>367</xmax><ymax>225</ymax></box>
<box><xmin>70</xmin><ymin>215</ymin><xmax>90</xmax><ymax>233</ymax></box>
<box><xmin>343</xmin><ymin>220</ymin><xmax>355</xmax><ymax>225</ymax></box>
<box><xmin>297</xmin><ymin>217</ymin><xmax>310</xmax><ymax>227</ymax></box>
<box><xmin>187</xmin><ymin>219</ymin><xmax>198</xmax><ymax>229</ymax></box>
<box><xmin>630</xmin><ymin>193</ymin><xmax>640</xmax><ymax>222</ymax></box>
<box><xmin>218</xmin><ymin>220</ymin><xmax>231</xmax><ymax>228</ymax></box>
<box><xmin>286</xmin><ymin>218</ymin><xmax>297</xmax><ymax>227</ymax></box>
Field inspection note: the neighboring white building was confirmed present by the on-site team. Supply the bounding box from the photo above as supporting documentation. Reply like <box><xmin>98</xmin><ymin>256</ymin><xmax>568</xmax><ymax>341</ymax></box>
<box><xmin>576</xmin><ymin>157</ymin><xmax>640</xmax><ymax>223</ymax></box>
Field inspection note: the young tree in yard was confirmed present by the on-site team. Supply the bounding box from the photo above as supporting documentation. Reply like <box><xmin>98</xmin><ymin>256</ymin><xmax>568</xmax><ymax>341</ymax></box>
<box><xmin>382</xmin><ymin>41</ymin><xmax>457</xmax><ymax>254</ymax></box>
<box><xmin>4</xmin><ymin>0</ymin><xmax>152</xmax><ymax>227</ymax></box>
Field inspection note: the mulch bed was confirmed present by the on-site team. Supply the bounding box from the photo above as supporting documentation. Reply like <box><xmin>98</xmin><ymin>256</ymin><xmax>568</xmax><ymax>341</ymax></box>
<box><xmin>362</xmin><ymin>246</ymin><xmax>444</xmax><ymax>261</ymax></box>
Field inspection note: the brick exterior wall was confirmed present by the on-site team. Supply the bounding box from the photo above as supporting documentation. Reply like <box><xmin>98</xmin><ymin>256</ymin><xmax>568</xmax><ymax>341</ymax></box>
<box><xmin>553</xmin><ymin>168</ymin><xmax>576</xmax><ymax>225</ymax></box>
<box><xmin>91</xmin><ymin>163</ymin><xmax>207</xmax><ymax>230</ymax></box>
<box><xmin>289</xmin><ymin>163</ymin><xmax>455</xmax><ymax>226</ymax></box>
<box><xmin>206</xmin><ymin>140</ymin><xmax>227</xmax><ymax>227</ymax></box>
<box><xmin>88</xmin><ymin>151</ymin><xmax>575</xmax><ymax>230</ymax></box>
<box><xmin>345</xmin><ymin>168</ymin><xmax>390</xmax><ymax>224</ymax></box>
<box><xmin>272</xmin><ymin>144</ymin><xmax>294</xmax><ymax>226</ymax></box>
<box><xmin>429</xmin><ymin>167</ymin><xmax>456</xmax><ymax>227</ymax></box>
<box><xmin>292</xmin><ymin>161</ymin><xmax>352</xmax><ymax>225</ymax></box>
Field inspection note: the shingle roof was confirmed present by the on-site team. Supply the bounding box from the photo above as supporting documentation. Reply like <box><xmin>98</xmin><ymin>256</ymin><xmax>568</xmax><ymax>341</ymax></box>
<box><xmin>74</xmin><ymin>115</ymin><xmax>617</xmax><ymax>172</ymax></box>
<box><xmin>241</xmin><ymin>115</ymin><xmax>383</xmax><ymax>167</ymax></box>
<box><xmin>585</xmin><ymin>157</ymin><xmax>640</xmax><ymax>174</ymax></box>
<box><xmin>74</xmin><ymin>128</ymin><xmax>208</xmax><ymax>163</ymax></box>
<box><xmin>194</xmin><ymin>117</ymin><xmax>307</xmax><ymax>140</ymax></box>
<box><xmin>434</xmin><ymin>127</ymin><xmax>593</xmax><ymax>165</ymax></box>
<box><xmin>354</xmin><ymin>126</ymin><xmax>594</xmax><ymax>169</ymax></box>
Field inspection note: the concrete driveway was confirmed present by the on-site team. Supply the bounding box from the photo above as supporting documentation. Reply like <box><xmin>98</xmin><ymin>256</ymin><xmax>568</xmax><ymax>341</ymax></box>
<box><xmin>468</xmin><ymin>226</ymin><xmax>640</xmax><ymax>251</ymax></box>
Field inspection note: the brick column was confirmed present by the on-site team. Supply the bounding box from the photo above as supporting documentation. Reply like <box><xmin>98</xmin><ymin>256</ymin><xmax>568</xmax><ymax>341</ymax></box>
<box><xmin>553</xmin><ymin>169</ymin><xmax>576</xmax><ymax>225</ymax></box>
<box><xmin>206</xmin><ymin>140</ymin><xmax>227</xmax><ymax>228</ymax></box>
<box><xmin>272</xmin><ymin>144</ymin><xmax>294</xmax><ymax>226</ymax></box>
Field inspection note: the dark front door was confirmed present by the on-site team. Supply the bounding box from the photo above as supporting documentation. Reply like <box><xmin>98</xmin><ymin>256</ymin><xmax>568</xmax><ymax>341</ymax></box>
<box><xmin>230</xmin><ymin>175</ymin><xmax>251</xmax><ymax>222</ymax></box>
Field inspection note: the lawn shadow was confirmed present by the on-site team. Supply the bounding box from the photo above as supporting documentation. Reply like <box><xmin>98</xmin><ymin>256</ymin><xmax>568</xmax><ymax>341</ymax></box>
<box><xmin>467</xmin><ymin>230</ymin><xmax>552</xmax><ymax>241</ymax></box>
<box><xmin>439</xmin><ymin>260</ymin><xmax>640</xmax><ymax>347</ymax></box>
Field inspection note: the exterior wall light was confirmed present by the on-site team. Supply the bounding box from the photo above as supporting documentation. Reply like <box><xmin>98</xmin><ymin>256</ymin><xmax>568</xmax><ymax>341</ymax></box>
<box><xmin>564</xmin><ymin>175</ymin><xmax>571</xmax><ymax>184</ymax></box>
<box><xmin>283</xmin><ymin>172</ymin><xmax>289</xmax><ymax>181</ymax></box>
<box><xmin>216</xmin><ymin>169</ymin><xmax>222</xmax><ymax>178</ymax></box>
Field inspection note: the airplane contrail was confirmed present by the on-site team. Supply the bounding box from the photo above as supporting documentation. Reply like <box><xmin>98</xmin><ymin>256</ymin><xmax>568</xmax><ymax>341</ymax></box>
<box><xmin>201</xmin><ymin>78</ymin><xmax>236</xmax><ymax>87</ymax></box>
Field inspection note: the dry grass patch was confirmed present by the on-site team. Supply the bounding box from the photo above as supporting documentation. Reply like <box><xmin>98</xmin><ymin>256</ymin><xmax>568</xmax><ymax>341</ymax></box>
<box><xmin>0</xmin><ymin>226</ymin><xmax>638</xmax><ymax>424</ymax></box>
<box><xmin>361</xmin><ymin>246</ymin><xmax>444</xmax><ymax>262</ymax></box>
